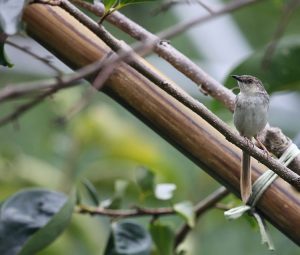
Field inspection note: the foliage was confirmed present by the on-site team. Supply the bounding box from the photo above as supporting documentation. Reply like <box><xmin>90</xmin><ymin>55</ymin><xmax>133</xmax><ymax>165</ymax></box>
<box><xmin>225</xmin><ymin>36</ymin><xmax>300</xmax><ymax>92</ymax></box>
<box><xmin>104</xmin><ymin>221</ymin><xmax>152</xmax><ymax>255</ymax></box>
<box><xmin>0</xmin><ymin>189</ymin><xmax>74</xmax><ymax>255</ymax></box>
<box><xmin>96</xmin><ymin>0</ymin><xmax>157</xmax><ymax>23</ymax></box>
<box><xmin>0</xmin><ymin>0</ymin><xmax>300</xmax><ymax>254</ymax></box>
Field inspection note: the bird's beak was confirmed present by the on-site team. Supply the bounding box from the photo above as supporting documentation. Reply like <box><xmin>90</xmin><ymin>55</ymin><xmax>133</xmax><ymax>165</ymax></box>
<box><xmin>231</xmin><ymin>75</ymin><xmax>242</xmax><ymax>82</ymax></box>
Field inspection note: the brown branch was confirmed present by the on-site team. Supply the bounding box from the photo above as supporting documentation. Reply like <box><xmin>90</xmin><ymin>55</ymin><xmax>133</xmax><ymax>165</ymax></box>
<box><xmin>77</xmin><ymin>187</ymin><xmax>228</xmax><ymax>220</ymax></box>
<box><xmin>174</xmin><ymin>187</ymin><xmax>229</xmax><ymax>248</ymax></box>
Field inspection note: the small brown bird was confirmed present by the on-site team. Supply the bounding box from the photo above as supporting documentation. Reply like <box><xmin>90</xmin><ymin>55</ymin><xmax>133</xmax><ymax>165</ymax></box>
<box><xmin>232</xmin><ymin>75</ymin><xmax>269</xmax><ymax>203</ymax></box>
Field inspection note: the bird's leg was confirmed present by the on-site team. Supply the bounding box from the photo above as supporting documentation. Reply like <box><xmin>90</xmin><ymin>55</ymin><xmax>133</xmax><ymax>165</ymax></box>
<box><xmin>255</xmin><ymin>135</ymin><xmax>271</xmax><ymax>158</ymax></box>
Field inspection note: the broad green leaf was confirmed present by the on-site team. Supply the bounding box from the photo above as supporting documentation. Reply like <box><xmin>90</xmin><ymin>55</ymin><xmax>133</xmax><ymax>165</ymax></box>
<box><xmin>0</xmin><ymin>33</ymin><xmax>13</xmax><ymax>67</ymax></box>
<box><xmin>225</xmin><ymin>36</ymin><xmax>300</xmax><ymax>93</ymax></box>
<box><xmin>0</xmin><ymin>189</ymin><xmax>72</xmax><ymax>255</ymax></box>
<box><xmin>82</xmin><ymin>178</ymin><xmax>100</xmax><ymax>206</ymax></box>
<box><xmin>19</xmin><ymin>191</ymin><xmax>75</xmax><ymax>255</ymax></box>
<box><xmin>154</xmin><ymin>183</ymin><xmax>176</xmax><ymax>200</ymax></box>
<box><xmin>135</xmin><ymin>167</ymin><xmax>155</xmax><ymax>194</ymax></box>
<box><xmin>173</xmin><ymin>201</ymin><xmax>195</xmax><ymax>228</ymax></box>
<box><xmin>0</xmin><ymin>0</ymin><xmax>28</xmax><ymax>35</ymax></box>
<box><xmin>104</xmin><ymin>221</ymin><xmax>152</xmax><ymax>255</ymax></box>
<box><xmin>150</xmin><ymin>221</ymin><xmax>175</xmax><ymax>255</ymax></box>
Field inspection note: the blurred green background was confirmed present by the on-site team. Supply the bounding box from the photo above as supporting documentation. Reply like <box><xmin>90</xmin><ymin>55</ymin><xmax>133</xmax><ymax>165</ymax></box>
<box><xmin>1</xmin><ymin>0</ymin><xmax>300</xmax><ymax>254</ymax></box>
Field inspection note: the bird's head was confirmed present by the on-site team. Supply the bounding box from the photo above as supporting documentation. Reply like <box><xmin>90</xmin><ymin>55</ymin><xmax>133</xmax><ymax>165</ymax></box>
<box><xmin>231</xmin><ymin>75</ymin><xmax>264</xmax><ymax>94</ymax></box>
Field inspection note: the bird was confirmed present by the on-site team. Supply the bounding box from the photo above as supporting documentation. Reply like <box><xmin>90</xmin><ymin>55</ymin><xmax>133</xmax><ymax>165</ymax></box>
<box><xmin>232</xmin><ymin>75</ymin><xmax>270</xmax><ymax>203</ymax></box>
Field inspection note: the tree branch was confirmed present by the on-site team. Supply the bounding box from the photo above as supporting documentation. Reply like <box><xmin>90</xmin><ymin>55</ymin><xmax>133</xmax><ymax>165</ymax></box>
<box><xmin>5</xmin><ymin>40</ymin><xmax>63</xmax><ymax>74</ymax></box>
<box><xmin>77</xmin><ymin>187</ymin><xmax>228</xmax><ymax>219</ymax></box>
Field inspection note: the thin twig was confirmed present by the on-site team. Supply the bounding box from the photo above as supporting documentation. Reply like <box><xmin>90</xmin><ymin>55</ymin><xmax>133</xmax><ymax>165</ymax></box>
<box><xmin>5</xmin><ymin>40</ymin><xmax>62</xmax><ymax>74</ymax></box>
<box><xmin>0</xmin><ymin>53</ymin><xmax>113</xmax><ymax>126</ymax></box>
<box><xmin>0</xmin><ymin>78</ymin><xmax>82</xmax><ymax>103</ymax></box>
<box><xmin>175</xmin><ymin>187</ymin><xmax>229</xmax><ymax>248</ymax></box>
<box><xmin>77</xmin><ymin>187</ymin><xmax>228</xmax><ymax>221</ymax></box>
<box><xmin>151</xmin><ymin>0</ymin><xmax>214</xmax><ymax>15</ymax></box>
<box><xmin>62</xmin><ymin>52</ymin><xmax>117</xmax><ymax>121</ymax></box>
<box><xmin>261</xmin><ymin>0</ymin><xmax>300</xmax><ymax>69</ymax></box>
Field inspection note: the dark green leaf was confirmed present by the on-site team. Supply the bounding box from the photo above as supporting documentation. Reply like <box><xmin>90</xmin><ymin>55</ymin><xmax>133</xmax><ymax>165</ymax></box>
<box><xmin>136</xmin><ymin>167</ymin><xmax>155</xmax><ymax>194</ymax></box>
<box><xmin>19</xmin><ymin>191</ymin><xmax>75</xmax><ymax>255</ymax></box>
<box><xmin>0</xmin><ymin>189</ymin><xmax>72</xmax><ymax>255</ymax></box>
<box><xmin>173</xmin><ymin>201</ymin><xmax>195</xmax><ymax>228</ymax></box>
<box><xmin>225</xmin><ymin>36</ymin><xmax>300</xmax><ymax>93</ymax></box>
<box><xmin>150</xmin><ymin>221</ymin><xmax>174</xmax><ymax>255</ymax></box>
<box><xmin>105</xmin><ymin>221</ymin><xmax>152</xmax><ymax>255</ymax></box>
<box><xmin>0</xmin><ymin>0</ymin><xmax>28</xmax><ymax>35</ymax></box>
<box><xmin>0</xmin><ymin>33</ymin><xmax>13</xmax><ymax>67</ymax></box>
<box><xmin>82</xmin><ymin>178</ymin><xmax>100</xmax><ymax>206</ymax></box>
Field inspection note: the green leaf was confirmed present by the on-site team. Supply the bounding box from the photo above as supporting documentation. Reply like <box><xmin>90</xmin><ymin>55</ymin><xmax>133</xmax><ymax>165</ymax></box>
<box><xmin>119</xmin><ymin>0</ymin><xmax>156</xmax><ymax>7</ymax></box>
<box><xmin>81</xmin><ymin>178</ymin><xmax>100</xmax><ymax>206</ymax></box>
<box><xmin>173</xmin><ymin>201</ymin><xmax>195</xmax><ymax>228</ymax></box>
<box><xmin>135</xmin><ymin>167</ymin><xmax>155</xmax><ymax>194</ymax></box>
<box><xmin>98</xmin><ymin>0</ymin><xmax>157</xmax><ymax>23</ymax></box>
<box><xmin>150</xmin><ymin>221</ymin><xmax>175</xmax><ymax>255</ymax></box>
<box><xmin>0</xmin><ymin>0</ymin><xmax>28</xmax><ymax>35</ymax></box>
<box><xmin>101</xmin><ymin>0</ymin><xmax>120</xmax><ymax>11</ymax></box>
<box><xmin>19</xmin><ymin>191</ymin><xmax>75</xmax><ymax>255</ymax></box>
<box><xmin>101</xmin><ymin>179</ymin><xmax>128</xmax><ymax>209</ymax></box>
<box><xmin>154</xmin><ymin>183</ymin><xmax>176</xmax><ymax>200</ymax></box>
<box><xmin>0</xmin><ymin>188</ymin><xmax>73</xmax><ymax>255</ymax></box>
<box><xmin>0</xmin><ymin>33</ymin><xmax>13</xmax><ymax>67</ymax></box>
<box><xmin>225</xmin><ymin>36</ymin><xmax>300</xmax><ymax>93</ymax></box>
<box><xmin>114</xmin><ymin>179</ymin><xmax>128</xmax><ymax>198</ymax></box>
<box><xmin>104</xmin><ymin>221</ymin><xmax>152</xmax><ymax>255</ymax></box>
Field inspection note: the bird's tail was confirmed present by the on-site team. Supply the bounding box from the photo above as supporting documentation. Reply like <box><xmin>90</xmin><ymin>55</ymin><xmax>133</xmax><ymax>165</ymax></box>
<box><xmin>241</xmin><ymin>151</ymin><xmax>251</xmax><ymax>203</ymax></box>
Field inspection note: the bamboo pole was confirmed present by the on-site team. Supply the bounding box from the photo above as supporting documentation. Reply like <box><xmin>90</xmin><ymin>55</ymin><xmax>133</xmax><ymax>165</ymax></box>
<box><xmin>23</xmin><ymin>4</ymin><xmax>300</xmax><ymax>244</ymax></box>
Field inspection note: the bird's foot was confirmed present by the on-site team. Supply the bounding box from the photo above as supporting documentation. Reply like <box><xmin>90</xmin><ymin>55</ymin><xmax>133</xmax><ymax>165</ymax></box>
<box><xmin>244</xmin><ymin>137</ymin><xmax>255</xmax><ymax>149</ymax></box>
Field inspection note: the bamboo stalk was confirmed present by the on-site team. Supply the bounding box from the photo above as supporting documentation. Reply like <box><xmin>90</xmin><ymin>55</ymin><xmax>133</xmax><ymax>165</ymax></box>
<box><xmin>23</xmin><ymin>4</ymin><xmax>300</xmax><ymax>244</ymax></box>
